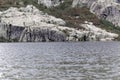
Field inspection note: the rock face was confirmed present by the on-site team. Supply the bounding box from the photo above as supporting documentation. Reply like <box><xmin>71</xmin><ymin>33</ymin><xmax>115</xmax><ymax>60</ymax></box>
<box><xmin>38</xmin><ymin>0</ymin><xmax>63</xmax><ymax>8</ymax></box>
<box><xmin>0</xmin><ymin>23</ymin><xmax>24</xmax><ymax>41</ymax></box>
<box><xmin>0</xmin><ymin>23</ymin><xmax>66</xmax><ymax>42</ymax></box>
<box><xmin>0</xmin><ymin>5</ymin><xmax>118</xmax><ymax>42</ymax></box>
<box><xmin>0</xmin><ymin>5</ymin><xmax>66</xmax><ymax>42</ymax></box>
<box><xmin>72</xmin><ymin>0</ymin><xmax>120</xmax><ymax>27</ymax></box>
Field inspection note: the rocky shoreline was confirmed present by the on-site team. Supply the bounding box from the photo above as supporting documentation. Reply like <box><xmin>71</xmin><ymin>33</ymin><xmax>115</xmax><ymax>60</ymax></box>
<box><xmin>0</xmin><ymin>5</ymin><xmax>118</xmax><ymax>42</ymax></box>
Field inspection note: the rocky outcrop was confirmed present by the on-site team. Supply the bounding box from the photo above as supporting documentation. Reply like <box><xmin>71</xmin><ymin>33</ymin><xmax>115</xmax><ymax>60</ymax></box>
<box><xmin>0</xmin><ymin>5</ymin><xmax>66</xmax><ymax>42</ymax></box>
<box><xmin>0</xmin><ymin>5</ymin><xmax>118</xmax><ymax>42</ymax></box>
<box><xmin>38</xmin><ymin>0</ymin><xmax>64</xmax><ymax>8</ymax></box>
<box><xmin>72</xmin><ymin>0</ymin><xmax>120</xmax><ymax>27</ymax></box>
<box><xmin>0</xmin><ymin>5</ymin><xmax>66</xmax><ymax>27</ymax></box>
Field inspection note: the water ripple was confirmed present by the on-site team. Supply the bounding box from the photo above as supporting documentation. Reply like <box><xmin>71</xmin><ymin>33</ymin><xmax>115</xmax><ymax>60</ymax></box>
<box><xmin>0</xmin><ymin>42</ymin><xmax>119</xmax><ymax>80</ymax></box>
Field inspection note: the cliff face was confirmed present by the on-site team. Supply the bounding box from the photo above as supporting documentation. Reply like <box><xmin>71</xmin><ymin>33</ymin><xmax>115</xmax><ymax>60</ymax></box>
<box><xmin>72</xmin><ymin>0</ymin><xmax>120</xmax><ymax>27</ymax></box>
<box><xmin>0</xmin><ymin>23</ymin><xmax>66</xmax><ymax>42</ymax></box>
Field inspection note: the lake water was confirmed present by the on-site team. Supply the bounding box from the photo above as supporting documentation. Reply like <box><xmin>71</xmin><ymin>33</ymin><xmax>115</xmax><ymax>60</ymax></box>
<box><xmin>0</xmin><ymin>42</ymin><xmax>120</xmax><ymax>80</ymax></box>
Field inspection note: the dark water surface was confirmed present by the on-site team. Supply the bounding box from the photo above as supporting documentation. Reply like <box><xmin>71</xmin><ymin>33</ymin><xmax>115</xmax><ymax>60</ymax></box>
<box><xmin>0</xmin><ymin>42</ymin><xmax>120</xmax><ymax>80</ymax></box>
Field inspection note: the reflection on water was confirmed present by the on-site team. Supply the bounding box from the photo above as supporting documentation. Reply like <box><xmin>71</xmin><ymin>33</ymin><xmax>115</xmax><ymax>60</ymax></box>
<box><xmin>0</xmin><ymin>42</ymin><xmax>120</xmax><ymax>80</ymax></box>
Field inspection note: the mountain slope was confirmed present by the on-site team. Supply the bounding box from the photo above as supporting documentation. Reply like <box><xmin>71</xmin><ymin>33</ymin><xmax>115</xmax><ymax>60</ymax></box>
<box><xmin>72</xmin><ymin>0</ymin><xmax>120</xmax><ymax>26</ymax></box>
